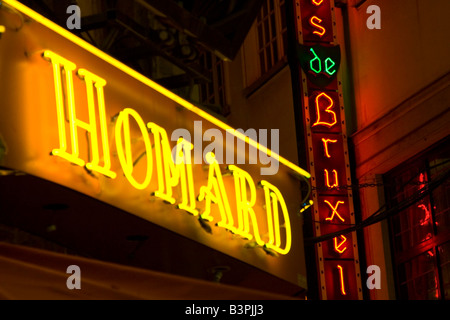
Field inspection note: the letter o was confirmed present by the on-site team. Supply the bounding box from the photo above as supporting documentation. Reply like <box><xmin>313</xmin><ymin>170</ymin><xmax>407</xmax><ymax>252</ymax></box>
<box><xmin>115</xmin><ymin>108</ymin><xmax>153</xmax><ymax>189</ymax></box>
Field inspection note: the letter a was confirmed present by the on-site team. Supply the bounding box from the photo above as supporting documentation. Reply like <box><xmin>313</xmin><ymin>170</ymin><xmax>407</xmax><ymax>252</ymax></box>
<box><xmin>366</xmin><ymin>5</ymin><xmax>381</xmax><ymax>30</ymax></box>
<box><xmin>66</xmin><ymin>265</ymin><xmax>81</xmax><ymax>289</ymax></box>
<box><xmin>66</xmin><ymin>5</ymin><xmax>81</xmax><ymax>30</ymax></box>
<box><xmin>366</xmin><ymin>265</ymin><xmax>381</xmax><ymax>289</ymax></box>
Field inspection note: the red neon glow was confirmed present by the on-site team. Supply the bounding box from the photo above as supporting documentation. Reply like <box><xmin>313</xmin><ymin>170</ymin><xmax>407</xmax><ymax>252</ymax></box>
<box><xmin>418</xmin><ymin>203</ymin><xmax>431</xmax><ymax>226</ymax></box>
<box><xmin>418</xmin><ymin>172</ymin><xmax>426</xmax><ymax>190</ymax></box>
<box><xmin>312</xmin><ymin>92</ymin><xmax>337</xmax><ymax>128</ymax></box>
<box><xmin>324</xmin><ymin>169</ymin><xmax>339</xmax><ymax>188</ymax></box>
<box><xmin>309</xmin><ymin>16</ymin><xmax>326</xmax><ymax>37</ymax></box>
<box><xmin>322</xmin><ymin>138</ymin><xmax>337</xmax><ymax>158</ymax></box>
<box><xmin>334</xmin><ymin>235</ymin><xmax>347</xmax><ymax>254</ymax></box>
<box><xmin>337</xmin><ymin>265</ymin><xmax>347</xmax><ymax>295</ymax></box>
<box><xmin>324</xmin><ymin>200</ymin><xmax>345</xmax><ymax>222</ymax></box>
<box><xmin>312</xmin><ymin>0</ymin><xmax>324</xmax><ymax>5</ymax></box>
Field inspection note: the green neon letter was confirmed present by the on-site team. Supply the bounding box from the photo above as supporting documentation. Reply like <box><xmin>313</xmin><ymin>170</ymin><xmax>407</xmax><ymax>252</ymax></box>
<box><xmin>309</xmin><ymin>48</ymin><xmax>321</xmax><ymax>74</ymax></box>
<box><xmin>325</xmin><ymin>57</ymin><xmax>336</xmax><ymax>76</ymax></box>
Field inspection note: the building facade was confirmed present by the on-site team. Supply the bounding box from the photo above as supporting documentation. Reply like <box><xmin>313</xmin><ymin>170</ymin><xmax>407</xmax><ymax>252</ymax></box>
<box><xmin>216</xmin><ymin>0</ymin><xmax>450</xmax><ymax>299</ymax></box>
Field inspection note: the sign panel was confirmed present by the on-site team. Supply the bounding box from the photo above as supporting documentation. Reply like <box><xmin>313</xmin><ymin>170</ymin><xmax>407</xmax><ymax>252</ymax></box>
<box><xmin>0</xmin><ymin>1</ymin><xmax>310</xmax><ymax>288</ymax></box>
<box><xmin>294</xmin><ymin>0</ymin><xmax>363</xmax><ymax>299</ymax></box>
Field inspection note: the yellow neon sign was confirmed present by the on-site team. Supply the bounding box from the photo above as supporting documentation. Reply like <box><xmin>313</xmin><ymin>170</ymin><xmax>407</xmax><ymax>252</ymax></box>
<box><xmin>42</xmin><ymin>50</ymin><xmax>294</xmax><ymax>254</ymax></box>
<box><xmin>17</xmin><ymin>1</ymin><xmax>310</xmax><ymax>254</ymax></box>
<box><xmin>2</xmin><ymin>0</ymin><xmax>309</xmax><ymax>180</ymax></box>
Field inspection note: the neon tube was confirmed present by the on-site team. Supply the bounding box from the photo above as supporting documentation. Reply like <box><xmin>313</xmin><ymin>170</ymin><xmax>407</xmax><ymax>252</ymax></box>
<box><xmin>2</xmin><ymin>0</ymin><xmax>310</xmax><ymax>180</ymax></box>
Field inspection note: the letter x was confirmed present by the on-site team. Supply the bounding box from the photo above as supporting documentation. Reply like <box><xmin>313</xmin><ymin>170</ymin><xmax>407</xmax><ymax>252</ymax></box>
<box><xmin>324</xmin><ymin>200</ymin><xmax>345</xmax><ymax>222</ymax></box>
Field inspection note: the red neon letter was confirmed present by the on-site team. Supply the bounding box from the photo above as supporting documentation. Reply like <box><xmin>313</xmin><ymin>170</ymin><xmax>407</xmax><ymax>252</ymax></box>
<box><xmin>312</xmin><ymin>93</ymin><xmax>337</xmax><ymax>128</ymax></box>
<box><xmin>309</xmin><ymin>16</ymin><xmax>326</xmax><ymax>37</ymax></box>
<box><xmin>324</xmin><ymin>169</ymin><xmax>339</xmax><ymax>188</ymax></box>
<box><xmin>324</xmin><ymin>200</ymin><xmax>345</xmax><ymax>222</ymax></box>
<box><xmin>322</xmin><ymin>138</ymin><xmax>337</xmax><ymax>158</ymax></box>
<box><xmin>337</xmin><ymin>265</ymin><xmax>347</xmax><ymax>295</ymax></box>
<box><xmin>334</xmin><ymin>235</ymin><xmax>347</xmax><ymax>254</ymax></box>
<box><xmin>312</xmin><ymin>0</ymin><xmax>324</xmax><ymax>5</ymax></box>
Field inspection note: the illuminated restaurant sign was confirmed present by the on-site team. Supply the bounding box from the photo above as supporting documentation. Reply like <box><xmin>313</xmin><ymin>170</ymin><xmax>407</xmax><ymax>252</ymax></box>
<box><xmin>0</xmin><ymin>0</ymin><xmax>310</xmax><ymax>288</ymax></box>
<box><xmin>42</xmin><ymin>48</ymin><xmax>294</xmax><ymax>254</ymax></box>
<box><xmin>295</xmin><ymin>0</ymin><xmax>363</xmax><ymax>299</ymax></box>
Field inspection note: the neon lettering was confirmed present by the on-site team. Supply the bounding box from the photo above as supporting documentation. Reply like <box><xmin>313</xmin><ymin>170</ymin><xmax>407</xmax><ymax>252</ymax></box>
<box><xmin>43</xmin><ymin>50</ymin><xmax>116</xmax><ymax>178</ymax></box>
<box><xmin>43</xmin><ymin>51</ymin><xmax>84</xmax><ymax>167</ymax></box>
<box><xmin>337</xmin><ymin>265</ymin><xmax>347</xmax><ymax>295</ymax></box>
<box><xmin>310</xmin><ymin>48</ymin><xmax>322</xmax><ymax>74</ymax></box>
<box><xmin>228</xmin><ymin>165</ymin><xmax>263</xmax><ymax>245</ymax></box>
<box><xmin>309</xmin><ymin>16</ymin><xmax>326</xmax><ymax>37</ymax></box>
<box><xmin>148</xmin><ymin>123</ymin><xmax>198</xmax><ymax>215</ymax></box>
<box><xmin>115</xmin><ymin>108</ymin><xmax>153</xmax><ymax>190</ymax></box>
<box><xmin>197</xmin><ymin>152</ymin><xmax>235</xmax><ymax>232</ymax></box>
<box><xmin>77</xmin><ymin>69</ymin><xmax>115</xmax><ymax>178</ymax></box>
<box><xmin>321</xmin><ymin>138</ymin><xmax>337</xmax><ymax>158</ymax></box>
<box><xmin>312</xmin><ymin>92</ymin><xmax>337</xmax><ymax>128</ymax></box>
<box><xmin>174</xmin><ymin>139</ymin><xmax>198</xmax><ymax>215</ymax></box>
<box><xmin>41</xmin><ymin>49</ymin><xmax>297</xmax><ymax>255</ymax></box>
<box><xmin>324</xmin><ymin>200</ymin><xmax>345</xmax><ymax>222</ymax></box>
<box><xmin>312</xmin><ymin>0</ymin><xmax>324</xmax><ymax>5</ymax></box>
<box><xmin>334</xmin><ymin>235</ymin><xmax>347</xmax><ymax>254</ymax></box>
<box><xmin>260</xmin><ymin>181</ymin><xmax>292</xmax><ymax>255</ymax></box>
<box><xmin>418</xmin><ymin>204</ymin><xmax>431</xmax><ymax>226</ymax></box>
<box><xmin>325</xmin><ymin>57</ymin><xmax>336</xmax><ymax>75</ymax></box>
<box><xmin>324</xmin><ymin>169</ymin><xmax>339</xmax><ymax>188</ymax></box>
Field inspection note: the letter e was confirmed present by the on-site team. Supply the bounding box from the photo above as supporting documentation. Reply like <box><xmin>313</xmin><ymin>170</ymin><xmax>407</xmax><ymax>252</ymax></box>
<box><xmin>366</xmin><ymin>265</ymin><xmax>381</xmax><ymax>289</ymax></box>
<box><xmin>66</xmin><ymin>5</ymin><xmax>81</xmax><ymax>30</ymax></box>
<box><xmin>366</xmin><ymin>5</ymin><xmax>381</xmax><ymax>30</ymax></box>
<box><xmin>66</xmin><ymin>265</ymin><xmax>81</xmax><ymax>289</ymax></box>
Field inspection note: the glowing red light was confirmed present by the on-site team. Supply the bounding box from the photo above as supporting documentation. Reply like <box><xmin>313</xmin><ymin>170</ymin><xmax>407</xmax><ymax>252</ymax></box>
<box><xmin>334</xmin><ymin>235</ymin><xmax>347</xmax><ymax>254</ymax></box>
<box><xmin>312</xmin><ymin>92</ymin><xmax>337</xmax><ymax>128</ymax></box>
<box><xmin>324</xmin><ymin>169</ymin><xmax>339</xmax><ymax>188</ymax></box>
<box><xmin>324</xmin><ymin>200</ymin><xmax>345</xmax><ymax>222</ymax></box>
<box><xmin>337</xmin><ymin>265</ymin><xmax>347</xmax><ymax>295</ymax></box>
<box><xmin>309</xmin><ymin>16</ymin><xmax>326</xmax><ymax>37</ymax></box>
<box><xmin>321</xmin><ymin>138</ymin><xmax>337</xmax><ymax>158</ymax></box>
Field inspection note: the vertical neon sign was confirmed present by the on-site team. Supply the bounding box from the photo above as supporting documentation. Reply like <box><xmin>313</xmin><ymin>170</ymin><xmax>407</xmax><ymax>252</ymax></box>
<box><xmin>294</xmin><ymin>0</ymin><xmax>363</xmax><ymax>299</ymax></box>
